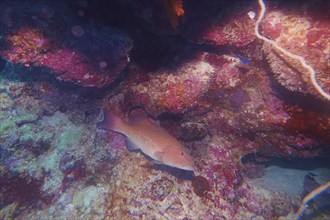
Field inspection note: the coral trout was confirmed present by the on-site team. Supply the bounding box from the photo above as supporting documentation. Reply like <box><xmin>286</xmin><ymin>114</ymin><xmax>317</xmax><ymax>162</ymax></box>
<box><xmin>97</xmin><ymin>109</ymin><xmax>196</xmax><ymax>173</ymax></box>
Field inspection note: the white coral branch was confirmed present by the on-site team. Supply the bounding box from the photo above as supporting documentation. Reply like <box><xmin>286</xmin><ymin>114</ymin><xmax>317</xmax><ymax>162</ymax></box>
<box><xmin>294</xmin><ymin>181</ymin><xmax>330</xmax><ymax>219</ymax></box>
<box><xmin>255</xmin><ymin>0</ymin><xmax>330</xmax><ymax>101</ymax></box>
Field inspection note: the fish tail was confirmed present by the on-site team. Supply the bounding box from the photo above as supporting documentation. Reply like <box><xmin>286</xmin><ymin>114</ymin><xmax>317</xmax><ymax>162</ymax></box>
<box><xmin>97</xmin><ymin>109</ymin><xmax>127</xmax><ymax>133</ymax></box>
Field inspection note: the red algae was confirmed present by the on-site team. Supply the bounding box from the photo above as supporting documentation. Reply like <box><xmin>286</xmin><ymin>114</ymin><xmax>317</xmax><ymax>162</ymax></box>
<box><xmin>0</xmin><ymin>171</ymin><xmax>47</xmax><ymax>206</ymax></box>
<box><xmin>0</xmin><ymin>6</ymin><xmax>132</xmax><ymax>88</ymax></box>
<box><xmin>129</xmin><ymin>58</ymin><xmax>214</xmax><ymax>115</ymax></box>
<box><xmin>3</xmin><ymin>27</ymin><xmax>49</xmax><ymax>64</ymax></box>
<box><xmin>284</xmin><ymin>104</ymin><xmax>330</xmax><ymax>144</ymax></box>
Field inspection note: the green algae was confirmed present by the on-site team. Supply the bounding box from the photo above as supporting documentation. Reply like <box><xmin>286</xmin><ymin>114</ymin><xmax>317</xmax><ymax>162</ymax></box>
<box><xmin>72</xmin><ymin>185</ymin><xmax>110</xmax><ymax>216</ymax></box>
<box><xmin>57</xmin><ymin>125</ymin><xmax>83</xmax><ymax>149</ymax></box>
<box><xmin>0</xmin><ymin>116</ymin><xmax>14</xmax><ymax>136</ymax></box>
<box><xmin>37</xmin><ymin>112</ymin><xmax>84</xmax><ymax>170</ymax></box>
<box><xmin>0</xmin><ymin>93</ymin><xmax>12</xmax><ymax>110</ymax></box>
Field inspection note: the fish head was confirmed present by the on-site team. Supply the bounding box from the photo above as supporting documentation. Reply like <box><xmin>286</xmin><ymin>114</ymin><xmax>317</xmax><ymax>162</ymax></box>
<box><xmin>163</xmin><ymin>147</ymin><xmax>197</xmax><ymax>173</ymax></box>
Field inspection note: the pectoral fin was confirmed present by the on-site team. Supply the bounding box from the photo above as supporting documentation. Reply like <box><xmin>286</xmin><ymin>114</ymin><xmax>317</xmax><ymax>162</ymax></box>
<box><xmin>153</xmin><ymin>151</ymin><xmax>164</xmax><ymax>162</ymax></box>
<box><xmin>150</xmin><ymin>159</ymin><xmax>163</xmax><ymax>165</ymax></box>
<box><xmin>125</xmin><ymin>138</ymin><xmax>140</xmax><ymax>151</ymax></box>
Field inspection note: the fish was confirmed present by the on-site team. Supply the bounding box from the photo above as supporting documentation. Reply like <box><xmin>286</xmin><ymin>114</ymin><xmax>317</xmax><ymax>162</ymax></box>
<box><xmin>97</xmin><ymin>109</ymin><xmax>196</xmax><ymax>173</ymax></box>
<box><xmin>231</xmin><ymin>53</ymin><xmax>251</xmax><ymax>64</ymax></box>
<box><xmin>161</xmin><ymin>0</ymin><xmax>184</xmax><ymax>28</ymax></box>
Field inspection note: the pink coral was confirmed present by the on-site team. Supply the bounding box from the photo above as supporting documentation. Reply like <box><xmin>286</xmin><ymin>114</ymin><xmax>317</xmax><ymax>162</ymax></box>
<box><xmin>202</xmin><ymin>13</ymin><xmax>255</xmax><ymax>47</ymax></box>
<box><xmin>40</xmin><ymin>48</ymin><xmax>121</xmax><ymax>87</ymax></box>
<box><xmin>0</xmin><ymin>1</ymin><xmax>132</xmax><ymax>88</ymax></box>
<box><xmin>1</xmin><ymin>26</ymin><xmax>131</xmax><ymax>87</ymax></box>
<box><xmin>183</xmin><ymin>2</ymin><xmax>256</xmax><ymax>47</ymax></box>
<box><xmin>2</xmin><ymin>27</ymin><xmax>49</xmax><ymax>64</ymax></box>
<box><xmin>130</xmin><ymin>58</ymin><xmax>214</xmax><ymax>115</ymax></box>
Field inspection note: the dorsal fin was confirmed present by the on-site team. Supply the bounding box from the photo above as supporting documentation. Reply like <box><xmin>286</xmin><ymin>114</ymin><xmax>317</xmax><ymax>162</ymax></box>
<box><xmin>131</xmin><ymin>117</ymin><xmax>170</xmax><ymax>136</ymax></box>
<box><xmin>129</xmin><ymin>115</ymin><xmax>160</xmax><ymax>128</ymax></box>
<box><xmin>129</xmin><ymin>115</ymin><xmax>150</xmax><ymax>124</ymax></box>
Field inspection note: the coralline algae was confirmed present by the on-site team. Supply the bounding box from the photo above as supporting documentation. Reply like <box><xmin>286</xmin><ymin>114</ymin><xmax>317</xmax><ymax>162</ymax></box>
<box><xmin>261</xmin><ymin>1</ymin><xmax>330</xmax><ymax>99</ymax></box>
<box><xmin>0</xmin><ymin>0</ymin><xmax>329</xmax><ymax>219</ymax></box>
<box><xmin>0</xmin><ymin>1</ymin><xmax>132</xmax><ymax>88</ymax></box>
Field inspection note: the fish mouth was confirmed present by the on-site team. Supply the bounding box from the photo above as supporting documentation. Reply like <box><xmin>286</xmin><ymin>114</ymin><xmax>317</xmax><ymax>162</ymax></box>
<box><xmin>179</xmin><ymin>165</ymin><xmax>197</xmax><ymax>174</ymax></box>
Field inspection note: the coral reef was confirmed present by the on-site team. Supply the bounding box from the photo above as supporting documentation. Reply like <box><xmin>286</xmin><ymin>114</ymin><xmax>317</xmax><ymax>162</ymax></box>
<box><xmin>0</xmin><ymin>0</ymin><xmax>132</xmax><ymax>87</ymax></box>
<box><xmin>0</xmin><ymin>0</ymin><xmax>329</xmax><ymax>219</ymax></box>
<box><xmin>183</xmin><ymin>1</ymin><xmax>257</xmax><ymax>47</ymax></box>
<box><xmin>0</xmin><ymin>64</ymin><xmax>115</xmax><ymax>219</ymax></box>
<box><xmin>258</xmin><ymin>0</ymin><xmax>330</xmax><ymax>100</ymax></box>
<box><xmin>128</xmin><ymin>55</ymin><xmax>214</xmax><ymax>115</ymax></box>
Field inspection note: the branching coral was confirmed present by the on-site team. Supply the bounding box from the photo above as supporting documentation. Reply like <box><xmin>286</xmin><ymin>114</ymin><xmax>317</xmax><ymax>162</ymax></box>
<box><xmin>255</xmin><ymin>0</ymin><xmax>330</xmax><ymax>101</ymax></box>
<box><xmin>294</xmin><ymin>181</ymin><xmax>330</xmax><ymax>219</ymax></box>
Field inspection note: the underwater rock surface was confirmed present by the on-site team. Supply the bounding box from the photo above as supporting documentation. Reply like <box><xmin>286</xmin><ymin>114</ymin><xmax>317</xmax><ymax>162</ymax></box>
<box><xmin>261</xmin><ymin>1</ymin><xmax>330</xmax><ymax>100</ymax></box>
<box><xmin>0</xmin><ymin>0</ymin><xmax>329</xmax><ymax>219</ymax></box>
<box><xmin>0</xmin><ymin>0</ymin><xmax>132</xmax><ymax>88</ymax></box>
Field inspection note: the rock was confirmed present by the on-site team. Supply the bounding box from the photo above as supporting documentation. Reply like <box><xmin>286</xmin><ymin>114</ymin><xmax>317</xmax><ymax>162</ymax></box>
<box><xmin>0</xmin><ymin>0</ymin><xmax>132</xmax><ymax>88</ymax></box>
<box><xmin>261</xmin><ymin>1</ymin><xmax>330</xmax><ymax>99</ymax></box>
